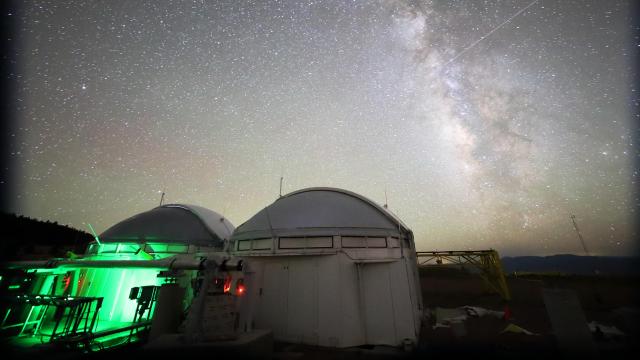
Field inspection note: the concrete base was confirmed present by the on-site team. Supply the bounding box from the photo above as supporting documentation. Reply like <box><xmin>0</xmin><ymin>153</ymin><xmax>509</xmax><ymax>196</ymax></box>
<box><xmin>143</xmin><ymin>329</ymin><xmax>273</xmax><ymax>358</ymax></box>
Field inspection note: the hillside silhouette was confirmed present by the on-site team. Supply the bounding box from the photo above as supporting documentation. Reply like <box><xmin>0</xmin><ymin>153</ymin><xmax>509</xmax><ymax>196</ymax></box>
<box><xmin>502</xmin><ymin>254</ymin><xmax>640</xmax><ymax>275</ymax></box>
<box><xmin>0</xmin><ymin>212</ymin><xmax>93</xmax><ymax>261</ymax></box>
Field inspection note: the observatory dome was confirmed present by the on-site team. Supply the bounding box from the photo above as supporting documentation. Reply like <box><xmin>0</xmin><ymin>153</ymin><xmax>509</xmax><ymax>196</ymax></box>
<box><xmin>99</xmin><ymin>204</ymin><xmax>234</xmax><ymax>247</ymax></box>
<box><xmin>232</xmin><ymin>187</ymin><xmax>411</xmax><ymax>241</ymax></box>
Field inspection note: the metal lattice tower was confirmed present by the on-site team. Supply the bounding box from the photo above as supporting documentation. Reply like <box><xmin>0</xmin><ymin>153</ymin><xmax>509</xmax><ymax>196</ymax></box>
<box><xmin>416</xmin><ymin>249</ymin><xmax>511</xmax><ymax>301</ymax></box>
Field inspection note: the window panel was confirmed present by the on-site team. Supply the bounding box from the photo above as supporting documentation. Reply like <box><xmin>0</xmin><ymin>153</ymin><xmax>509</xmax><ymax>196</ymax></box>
<box><xmin>167</xmin><ymin>244</ymin><xmax>188</xmax><ymax>253</ymax></box>
<box><xmin>101</xmin><ymin>244</ymin><xmax>118</xmax><ymax>253</ymax></box>
<box><xmin>388</xmin><ymin>237</ymin><xmax>400</xmax><ymax>248</ymax></box>
<box><xmin>279</xmin><ymin>237</ymin><xmax>306</xmax><ymax>249</ymax></box>
<box><xmin>237</xmin><ymin>240</ymin><xmax>251</xmax><ymax>251</ymax></box>
<box><xmin>306</xmin><ymin>237</ymin><xmax>333</xmax><ymax>248</ymax></box>
<box><xmin>342</xmin><ymin>237</ymin><xmax>366</xmax><ymax>248</ymax></box>
<box><xmin>366</xmin><ymin>237</ymin><xmax>387</xmax><ymax>248</ymax></box>
<box><xmin>252</xmin><ymin>238</ymin><xmax>272</xmax><ymax>250</ymax></box>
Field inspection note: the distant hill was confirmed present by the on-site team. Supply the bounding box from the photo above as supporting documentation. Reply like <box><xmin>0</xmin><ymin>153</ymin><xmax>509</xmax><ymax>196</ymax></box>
<box><xmin>0</xmin><ymin>212</ymin><xmax>93</xmax><ymax>261</ymax></box>
<box><xmin>501</xmin><ymin>254</ymin><xmax>640</xmax><ymax>275</ymax></box>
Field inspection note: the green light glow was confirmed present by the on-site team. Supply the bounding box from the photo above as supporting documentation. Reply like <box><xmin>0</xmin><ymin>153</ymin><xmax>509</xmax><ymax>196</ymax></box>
<box><xmin>76</xmin><ymin>267</ymin><xmax>163</xmax><ymax>323</ymax></box>
<box><xmin>109</xmin><ymin>271</ymin><xmax>126</xmax><ymax>320</ymax></box>
<box><xmin>85</xmin><ymin>241</ymin><xmax>187</xmax><ymax>259</ymax></box>
<box><xmin>76</xmin><ymin>243</ymin><xmax>170</xmax><ymax>324</ymax></box>
<box><xmin>5</xmin><ymin>240</ymin><xmax>199</xmax><ymax>351</ymax></box>
<box><xmin>7</xmin><ymin>315</ymin><xmax>149</xmax><ymax>350</ymax></box>
<box><xmin>86</xmin><ymin>222</ymin><xmax>101</xmax><ymax>245</ymax></box>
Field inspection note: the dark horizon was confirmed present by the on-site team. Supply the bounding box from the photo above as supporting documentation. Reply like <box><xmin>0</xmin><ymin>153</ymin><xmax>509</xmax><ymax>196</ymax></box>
<box><xmin>3</xmin><ymin>209</ymin><xmax>640</xmax><ymax>261</ymax></box>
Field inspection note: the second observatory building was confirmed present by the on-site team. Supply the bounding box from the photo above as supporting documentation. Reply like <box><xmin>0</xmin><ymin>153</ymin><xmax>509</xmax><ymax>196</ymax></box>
<box><xmin>231</xmin><ymin>187</ymin><xmax>423</xmax><ymax>348</ymax></box>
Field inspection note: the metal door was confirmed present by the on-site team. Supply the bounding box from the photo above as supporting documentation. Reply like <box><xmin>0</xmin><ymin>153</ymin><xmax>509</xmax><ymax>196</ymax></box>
<box><xmin>286</xmin><ymin>259</ymin><xmax>318</xmax><ymax>344</ymax></box>
<box><xmin>360</xmin><ymin>262</ymin><xmax>396</xmax><ymax>345</ymax></box>
<box><xmin>256</xmin><ymin>262</ymin><xmax>288</xmax><ymax>337</ymax></box>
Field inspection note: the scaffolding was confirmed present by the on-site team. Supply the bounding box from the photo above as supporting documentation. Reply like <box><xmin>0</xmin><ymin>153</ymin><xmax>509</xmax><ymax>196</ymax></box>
<box><xmin>416</xmin><ymin>250</ymin><xmax>511</xmax><ymax>301</ymax></box>
<box><xmin>1</xmin><ymin>294</ymin><xmax>103</xmax><ymax>341</ymax></box>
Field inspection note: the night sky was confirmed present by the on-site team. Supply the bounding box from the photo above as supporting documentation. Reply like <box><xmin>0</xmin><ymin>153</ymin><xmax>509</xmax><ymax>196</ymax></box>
<box><xmin>4</xmin><ymin>0</ymin><xmax>638</xmax><ymax>256</ymax></box>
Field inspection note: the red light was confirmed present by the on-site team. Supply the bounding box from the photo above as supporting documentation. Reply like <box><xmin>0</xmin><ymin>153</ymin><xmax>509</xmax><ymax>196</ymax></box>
<box><xmin>235</xmin><ymin>279</ymin><xmax>245</xmax><ymax>296</ymax></box>
<box><xmin>223</xmin><ymin>275</ymin><xmax>232</xmax><ymax>293</ymax></box>
<box><xmin>63</xmin><ymin>274</ymin><xmax>71</xmax><ymax>291</ymax></box>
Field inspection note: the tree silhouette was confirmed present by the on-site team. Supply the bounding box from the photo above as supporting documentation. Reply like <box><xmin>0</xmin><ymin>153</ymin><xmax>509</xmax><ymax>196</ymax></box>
<box><xmin>0</xmin><ymin>212</ymin><xmax>93</xmax><ymax>261</ymax></box>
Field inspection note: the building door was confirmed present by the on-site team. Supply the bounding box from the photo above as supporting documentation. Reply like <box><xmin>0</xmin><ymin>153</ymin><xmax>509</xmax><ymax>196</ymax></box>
<box><xmin>256</xmin><ymin>262</ymin><xmax>288</xmax><ymax>337</ymax></box>
<box><xmin>255</xmin><ymin>259</ymin><xmax>320</xmax><ymax>345</ymax></box>
<box><xmin>286</xmin><ymin>258</ymin><xmax>318</xmax><ymax>344</ymax></box>
<box><xmin>360</xmin><ymin>262</ymin><xmax>396</xmax><ymax>345</ymax></box>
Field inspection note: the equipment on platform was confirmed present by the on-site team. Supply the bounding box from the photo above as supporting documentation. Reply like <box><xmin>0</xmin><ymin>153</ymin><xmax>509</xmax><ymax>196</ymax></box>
<box><xmin>416</xmin><ymin>249</ymin><xmax>511</xmax><ymax>301</ymax></box>
<box><xmin>0</xmin><ymin>294</ymin><xmax>103</xmax><ymax>344</ymax></box>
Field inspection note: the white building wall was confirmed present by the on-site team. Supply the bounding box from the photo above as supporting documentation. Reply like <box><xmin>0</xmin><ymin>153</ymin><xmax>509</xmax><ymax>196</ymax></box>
<box><xmin>243</xmin><ymin>250</ymin><xmax>420</xmax><ymax>348</ymax></box>
<box><xmin>337</xmin><ymin>254</ymin><xmax>365</xmax><ymax>347</ymax></box>
<box><xmin>317</xmin><ymin>255</ymin><xmax>346</xmax><ymax>347</ymax></box>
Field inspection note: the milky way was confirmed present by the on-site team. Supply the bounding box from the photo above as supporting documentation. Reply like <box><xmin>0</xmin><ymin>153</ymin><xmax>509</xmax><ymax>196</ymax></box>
<box><xmin>4</xmin><ymin>0</ymin><xmax>638</xmax><ymax>256</ymax></box>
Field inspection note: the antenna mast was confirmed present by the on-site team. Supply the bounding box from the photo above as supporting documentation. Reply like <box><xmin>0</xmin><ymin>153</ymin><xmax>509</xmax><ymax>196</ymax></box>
<box><xmin>570</xmin><ymin>214</ymin><xmax>590</xmax><ymax>256</ymax></box>
<box><xmin>159</xmin><ymin>189</ymin><xmax>165</xmax><ymax>206</ymax></box>
<box><xmin>279</xmin><ymin>177</ymin><xmax>284</xmax><ymax>198</ymax></box>
<box><xmin>571</xmin><ymin>214</ymin><xmax>603</xmax><ymax>304</ymax></box>
<box><xmin>384</xmin><ymin>188</ymin><xmax>388</xmax><ymax>209</ymax></box>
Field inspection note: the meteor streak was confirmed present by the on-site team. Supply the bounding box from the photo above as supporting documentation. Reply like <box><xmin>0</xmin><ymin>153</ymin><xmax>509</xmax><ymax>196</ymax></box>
<box><xmin>442</xmin><ymin>0</ymin><xmax>539</xmax><ymax>68</ymax></box>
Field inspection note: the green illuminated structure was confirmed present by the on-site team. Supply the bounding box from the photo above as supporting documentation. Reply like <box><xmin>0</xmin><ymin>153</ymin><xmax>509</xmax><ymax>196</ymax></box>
<box><xmin>1</xmin><ymin>204</ymin><xmax>236</xmax><ymax>352</ymax></box>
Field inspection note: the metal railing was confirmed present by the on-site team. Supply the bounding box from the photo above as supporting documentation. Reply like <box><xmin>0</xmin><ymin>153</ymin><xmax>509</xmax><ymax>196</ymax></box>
<box><xmin>416</xmin><ymin>250</ymin><xmax>511</xmax><ymax>301</ymax></box>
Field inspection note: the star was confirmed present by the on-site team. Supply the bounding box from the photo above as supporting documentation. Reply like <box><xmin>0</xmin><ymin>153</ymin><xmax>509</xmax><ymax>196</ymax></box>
<box><xmin>4</xmin><ymin>0</ymin><xmax>636</xmax><ymax>257</ymax></box>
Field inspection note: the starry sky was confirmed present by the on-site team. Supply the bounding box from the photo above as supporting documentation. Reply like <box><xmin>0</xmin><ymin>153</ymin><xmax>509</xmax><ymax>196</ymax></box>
<box><xmin>3</xmin><ymin>0</ymin><xmax>638</xmax><ymax>256</ymax></box>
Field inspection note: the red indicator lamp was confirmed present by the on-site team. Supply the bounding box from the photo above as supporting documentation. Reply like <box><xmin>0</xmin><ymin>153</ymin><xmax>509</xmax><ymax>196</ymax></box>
<box><xmin>235</xmin><ymin>279</ymin><xmax>245</xmax><ymax>296</ymax></box>
<box><xmin>223</xmin><ymin>275</ymin><xmax>232</xmax><ymax>293</ymax></box>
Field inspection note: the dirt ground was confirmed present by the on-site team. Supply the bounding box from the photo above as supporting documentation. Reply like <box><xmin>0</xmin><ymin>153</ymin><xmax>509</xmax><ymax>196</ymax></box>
<box><xmin>271</xmin><ymin>266</ymin><xmax>640</xmax><ymax>359</ymax></box>
<box><xmin>415</xmin><ymin>266</ymin><xmax>640</xmax><ymax>358</ymax></box>
<box><xmin>5</xmin><ymin>266</ymin><xmax>639</xmax><ymax>359</ymax></box>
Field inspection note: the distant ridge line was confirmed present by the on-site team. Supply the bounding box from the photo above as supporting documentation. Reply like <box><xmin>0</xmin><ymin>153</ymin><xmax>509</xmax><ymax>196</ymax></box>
<box><xmin>501</xmin><ymin>254</ymin><xmax>640</xmax><ymax>275</ymax></box>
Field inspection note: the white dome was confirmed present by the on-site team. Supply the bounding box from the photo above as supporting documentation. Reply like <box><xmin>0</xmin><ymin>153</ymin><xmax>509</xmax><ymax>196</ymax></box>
<box><xmin>232</xmin><ymin>187</ymin><xmax>411</xmax><ymax>240</ymax></box>
<box><xmin>100</xmin><ymin>204</ymin><xmax>235</xmax><ymax>247</ymax></box>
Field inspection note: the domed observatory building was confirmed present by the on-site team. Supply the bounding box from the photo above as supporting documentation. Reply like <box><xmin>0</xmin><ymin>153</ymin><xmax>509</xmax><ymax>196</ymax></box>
<box><xmin>2</xmin><ymin>204</ymin><xmax>241</xmax><ymax>348</ymax></box>
<box><xmin>231</xmin><ymin>188</ymin><xmax>422</xmax><ymax>348</ymax></box>
<box><xmin>76</xmin><ymin>204</ymin><xmax>235</xmax><ymax>324</ymax></box>
<box><xmin>87</xmin><ymin>204</ymin><xmax>234</xmax><ymax>259</ymax></box>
